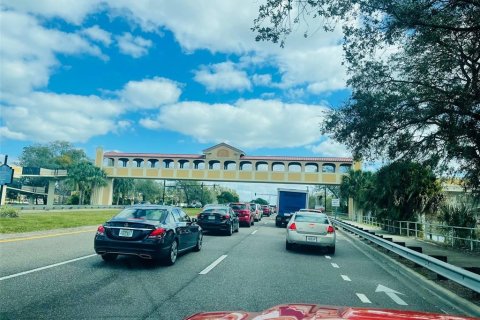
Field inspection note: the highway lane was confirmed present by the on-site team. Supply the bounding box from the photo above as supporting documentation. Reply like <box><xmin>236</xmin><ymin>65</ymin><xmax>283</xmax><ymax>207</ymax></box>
<box><xmin>0</xmin><ymin>217</ymin><xmax>477</xmax><ymax>319</ymax></box>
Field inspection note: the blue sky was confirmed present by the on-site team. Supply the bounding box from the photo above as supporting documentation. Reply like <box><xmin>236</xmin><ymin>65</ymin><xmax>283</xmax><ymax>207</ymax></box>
<box><xmin>0</xmin><ymin>1</ymin><xmax>353</xmax><ymax>200</ymax></box>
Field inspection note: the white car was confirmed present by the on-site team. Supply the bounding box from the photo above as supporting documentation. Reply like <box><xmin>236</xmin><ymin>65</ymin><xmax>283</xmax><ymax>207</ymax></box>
<box><xmin>285</xmin><ymin>211</ymin><xmax>336</xmax><ymax>254</ymax></box>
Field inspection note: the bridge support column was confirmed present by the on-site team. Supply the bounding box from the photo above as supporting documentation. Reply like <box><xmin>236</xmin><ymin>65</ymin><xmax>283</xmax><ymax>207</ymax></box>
<box><xmin>91</xmin><ymin>178</ymin><xmax>114</xmax><ymax>205</ymax></box>
<box><xmin>46</xmin><ymin>180</ymin><xmax>55</xmax><ymax>208</ymax></box>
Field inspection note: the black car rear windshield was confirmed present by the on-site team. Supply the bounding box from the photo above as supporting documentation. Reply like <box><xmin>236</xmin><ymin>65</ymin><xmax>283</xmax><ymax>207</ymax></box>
<box><xmin>230</xmin><ymin>204</ymin><xmax>247</xmax><ymax>210</ymax></box>
<box><xmin>115</xmin><ymin>208</ymin><xmax>168</xmax><ymax>221</ymax></box>
<box><xmin>294</xmin><ymin>214</ymin><xmax>329</xmax><ymax>224</ymax></box>
<box><xmin>202</xmin><ymin>208</ymin><xmax>228</xmax><ymax>215</ymax></box>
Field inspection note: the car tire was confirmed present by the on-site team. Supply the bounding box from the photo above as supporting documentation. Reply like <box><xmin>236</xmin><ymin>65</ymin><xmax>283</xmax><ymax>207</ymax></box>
<box><xmin>101</xmin><ymin>253</ymin><xmax>117</xmax><ymax>262</ymax></box>
<box><xmin>275</xmin><ymin>221</ymin><xmax>280</xmax><ymax>227</ymax></box>
<box><xmin>286</xmin><ymin>241</ymin><xmax>293</xmax><ymax>251</ymax></box>
<box><xmin>164</xmin><ymin>240</ymin><xmax>178</xmax><ymax>266</ymax></box>
<box><xmin>328</xmin><ymin>246</ymin><xmax>336</xmax><ymax>255</ymax></box>
<box><xmin>193</xmin><ymin>232</ymin><xmax>203</xmax><ymax>252</ymax></box>
<box><xmin>251</xmin><ymin>219</ymin><xmax>254</xmax><ymax>226</ymax></box>
<box><xmin>226</xmin><ymin>223</ymin><xmax>233</xmax><ymax>236</ymax></box>
<box><xmin>234</xmin><ymin>222</ymin><xmax>239</xmax><ymax>232</ymax></box>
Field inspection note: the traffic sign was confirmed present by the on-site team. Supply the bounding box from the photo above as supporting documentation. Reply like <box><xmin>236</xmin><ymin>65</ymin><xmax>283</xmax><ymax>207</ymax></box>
<box><xmin>331</xmin><ymin>198</ymin><xmax>340</xmax><ymax>207</ymax></box>
<box><xmin>0</xmin><ymin>164</ymin><xmax>14</xmax><ymax>185</ymax></box>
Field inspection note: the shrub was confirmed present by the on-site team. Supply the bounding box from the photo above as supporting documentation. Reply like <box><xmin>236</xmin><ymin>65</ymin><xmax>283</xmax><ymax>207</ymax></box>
<box><xmin>0</xmin><ymin>206</ymin><xmax>20</xmax><ymax>218</ymax></box>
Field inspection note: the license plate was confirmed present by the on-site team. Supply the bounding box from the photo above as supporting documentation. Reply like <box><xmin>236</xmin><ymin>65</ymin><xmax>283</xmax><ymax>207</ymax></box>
<box><xmin>119</xmin><ymin>229</ymin><xmax>133</xmax><ymax>237</ymax></box>
<box><xmin>306</xmin><ymin>236</ymin><xmax>317</xmax><ymax>242</ymax></box>
<box><xmin>208</xmin><ymin>216</ymin><xmax>216</xmax><ymax>220</ymax></box>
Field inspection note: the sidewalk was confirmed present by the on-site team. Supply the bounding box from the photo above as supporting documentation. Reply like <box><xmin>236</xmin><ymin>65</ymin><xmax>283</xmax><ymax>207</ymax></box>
<box><xmin>344</xmin><ymin>220</ymin><xmax>480</xmax><ymax>271</ymax></box>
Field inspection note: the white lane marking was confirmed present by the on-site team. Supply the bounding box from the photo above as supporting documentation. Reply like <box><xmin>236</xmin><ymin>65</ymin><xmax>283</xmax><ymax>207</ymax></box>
<box><xmin>325</xmin><ymin>255</ymin><xmax>332</xmax><ymax>260</ymax></box>
<box><xmin>375</xmin><ymin>284</ymin><xmax>408</xmax><ymax>306</ymax></box>
<box><xmin>0</xmin><ymin>254</ymin><xmax>97</xmax><ymax>281</ymax></box>
<box><xmin>199</xmin><ymin>255</ymin><xmax>228</xmax><ymax>275</ymax></box>
<box><xmin>341</xmin><ymin>275</ymin><xmax>351</xmax><ymax>281</ymax></box>
<box><xmin>331</xmin><ymin>263</ymin><xmax>339</xmax><ymax>268</ymax></box>
<box><xmin>251</xmin><ymin>230</ymin><xmax>258</xmax><ymax>235</ymax></box>
<box><xmin>356</xmin><ymin>293</ymin><xmax>372</xmax><ymax>304</ymax></box>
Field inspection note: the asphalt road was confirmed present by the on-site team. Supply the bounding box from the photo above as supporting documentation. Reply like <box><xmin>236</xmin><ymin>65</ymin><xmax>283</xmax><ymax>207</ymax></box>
<box><xmin>0</xmin><ymin>216</ymin><xmax>478</xmax><ymax>319</ymax></box>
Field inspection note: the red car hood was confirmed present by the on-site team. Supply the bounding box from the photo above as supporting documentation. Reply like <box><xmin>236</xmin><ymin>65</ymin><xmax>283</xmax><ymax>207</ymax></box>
<box><xmin>185</xmin><ymin>304</ymin><xmax>476</xmax><ymax>320</ymax></box>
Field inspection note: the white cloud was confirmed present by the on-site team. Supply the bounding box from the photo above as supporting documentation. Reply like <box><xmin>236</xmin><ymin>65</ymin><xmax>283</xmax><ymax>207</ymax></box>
<box><xmin>140</xmin><ymin>99</ymin><xmax>328</xmax><ymax>148</ymax></box>
<box><xmin>116</xmin><ymin>32</ymin><xmax>152</xmax><ymax>58</ymax></box>
<box><xmin>1</xmin><ymin>0</ymin><xmax>100</xmax><ymax>24</ymax></box>
<box><xmin>1</xmin><ymin>92</ymin><xmax>122</xmax><ymax>143</ymax></box>
<box><xmin>252</xmin><ymin>74</ymin><xmax>272</xmax><ymax>87</ymax></box>
<box><xmin>119</xmin><ymin>77</ymin><xmax>182</xmax><ymax>109</ymax></box>
<box><xmin>193</xmin><ymin>62</ymin><xmax>251</xmax><ymax>92</ymax></box>
<box><xmin>0</xmin><ymin>126</ymin><xmax>27</xmax><ymax>140</ymax></box>
<box><xmin>308</xmin><ymin>138</ymin><xmax>351</xmax><ymax>157</ymax></box>
<box><xmin>81</xmin><ymin>25</ymin><xmax>112</xmax><ymax>46</ymax></box>
<box><xmin>0</xmin><ymin>9</ymin><xmax>106</xmax><ymax>95</ymax></box>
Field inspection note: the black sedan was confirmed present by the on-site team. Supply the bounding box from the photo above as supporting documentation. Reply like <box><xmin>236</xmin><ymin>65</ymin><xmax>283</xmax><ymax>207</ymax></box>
<box><xmin>197</xmin><ymin>205</ymin><xmax>239</xmax><ymax>236</ymax></box>
<box><xmin>94</xmin><ymin>205</ymin><xmax>202</xmax><ymax>265</ymax></box>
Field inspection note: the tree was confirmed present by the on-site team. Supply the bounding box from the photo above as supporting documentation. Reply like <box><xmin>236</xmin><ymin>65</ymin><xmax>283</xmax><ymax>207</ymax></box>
<box><xmin>134</xmin><ymin>180</ymin><xmax>162</xmax><ymax>203</ymax></box>
<box><xmin>373</xmin><ymin>161</ymin><xmax>444</xmax><ymax>222</ymax></box>
<box><xmin>217</xmin><ymin>191</ymin><xmax>239</xmax><ymax>204</ymax></box>
<box><xmin>253</xmin><ymin>1</ymin><xmax>480</xmax><ymax>193</ymax></box>
<box><xmin>251</xmin><ymin>198</ymin><xmax>269</xmax><ymax>205</ymax></box>
<box><xmin>18</xmin><ymin>141</ymin><xmax>87</xmax><ymax>169</ymax></box>
<box><xmin>66</xmin><ymin>161</ymin><xmax>107</xmax><ymax>205</ymax></box>
<box><xmin>113</xmin><ymin>178</ymin><xmax>135</xmax><ymax>205</ymax></box>
<box><xmin>340</xmin><ymin>170</ymin><xmax>375</xmax><ymax>216</ymax></box>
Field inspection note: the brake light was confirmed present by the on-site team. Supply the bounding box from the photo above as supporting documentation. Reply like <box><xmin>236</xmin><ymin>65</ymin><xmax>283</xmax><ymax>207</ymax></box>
<box><xmin>149</xmin><ymin>228</ymin><xmax>166</xmax><ymax>238</ymax></box>
<box><xmin>327</xmin><ymin>225</ymin><xmax>335</xmax><ymax>233</ymax></box>
<box><xmin>225</xmin><ymin>214</ymin><xmax>230</xmax><ymax>219</ymax></box>
<box><xmin>96</xmin><ymin>225</ymin><xmax>105</xmax><ymax>235</ymax></box>
<box><xmin>288</xmin><ymin>223</ymin><xmax>297</xmax><ymax>230</ymax></box>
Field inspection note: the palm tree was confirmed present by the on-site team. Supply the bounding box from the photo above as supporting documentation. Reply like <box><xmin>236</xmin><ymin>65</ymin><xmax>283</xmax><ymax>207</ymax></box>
<box><xmin>66</xmin><ymin>161</ymin><xmax>107</xmax><ymax>205</ymax></box>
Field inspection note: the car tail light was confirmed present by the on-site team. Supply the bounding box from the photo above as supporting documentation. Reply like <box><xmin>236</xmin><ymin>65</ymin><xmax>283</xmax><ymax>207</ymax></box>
<box><xmin>225</xmin><ymin>214</ymin><xmax>230</xmax><ymax>219</ymax></box>
<box><xmin>327</xmin><ymin>225</ymin><xmax>335</xmax><ymax>233</ymax></box>
<box><xmin>288</xmin><ymin>223</ymin><xmax>297</xmax><ymax>230</ymax></box>
<box><xmin>148</xmin><ymin>228</ymin><xmax>166</xmax><ymax>238</ymax></box>
<box><xmin>96</xmin><ymin>225</ymin><xmax>105</xmax><ymax>235</ymax></box>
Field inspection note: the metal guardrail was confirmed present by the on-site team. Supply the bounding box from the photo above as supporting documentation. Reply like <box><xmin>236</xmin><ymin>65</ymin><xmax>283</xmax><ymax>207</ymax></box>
<box><xmin>333</xmin><ymin>218</ymin><xmax>480</xmax><ymax>294</ymax></box>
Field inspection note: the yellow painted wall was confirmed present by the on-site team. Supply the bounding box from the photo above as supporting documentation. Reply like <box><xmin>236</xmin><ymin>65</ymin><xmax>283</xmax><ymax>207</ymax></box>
<box><xmin>223</xmin><ymin>171</ymin><xmax>236</xmax><ymax>180</ymax></box>
<box><xmin>192</xmin><ymin>171</ymin><xmax>206</xmax><ymax>179</ymax></box>
<box><xmin>131</xmin><ymin>168</ymin><xmax>143</xmax><ymax>177</ymax></box>
<box><xmin>271</xmin><ymin>172</ymin><xmax>285</xmax><ymax>181</ymax></box>
<box><xmin>162</xmin><ymin>169</ymin><xmax>174</xmax><ymax>178</ymax></box>
<box><xmin>117</xmin><ymin>168</ymin><xmax>128</xmax><ymax>176</ymax></box>
<box><xmin>322</xmin><ymin>174</ymin><xmax>336</xmax><ymax>184</ymax></box>
<box><xmin>304</xmin><ymin>173</ymin><xmax>319</xmax><ymax>183</ymax></box>
<box><xmin>207</xmin><ymin>171</ymin><xmax>221</xmax><ymax>179</ymax></box>
<box><xmin>177</xmin><ymin>170</ymin><xmax>189</xmax><ymax>178</ymax></box>
<box><xmin>239</xmin><ymin>172</ymin><xmax>252</xmax><ymax>180</ymax></box>
<box><xmin>146</xmin><ymin>169</ymin><xmax>159</xmax><ymax>177</ymax></box>
<box><xmin>255</xmin><ymin>172</ymin><xmax>268</xmax><ymax>181</ymax></box>
<box><xmin>287</xmin><ymin>173</ymin><xmax>301</xmax><ymax>182</ymax></box>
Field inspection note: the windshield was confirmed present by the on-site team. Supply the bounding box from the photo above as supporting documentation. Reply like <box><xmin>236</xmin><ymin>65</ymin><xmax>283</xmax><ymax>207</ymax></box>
<box><xmin>202</xmin><ymin>208</ymin><xmax>228</xmax><ymax>215</ymax></box>
<box><xmin>230</xmin><ymin>204</ymin><xmax>247</xmax><ymax>210</ymax></box>
<box><xmin>115</xmin><ymin>208</ymin><xmax>168</xmax><ymax>222</ymax></box>
<box><xmin>294</xmin><ymin>214</ymin><xmax>328</xmax><ymax>224</ymax></box>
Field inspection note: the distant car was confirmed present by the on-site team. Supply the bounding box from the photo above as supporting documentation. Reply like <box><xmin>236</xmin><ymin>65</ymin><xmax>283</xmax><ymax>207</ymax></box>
<box><xmin>197</xmin><ymin>205</ymin><xmax>239</xmax><ymax>235</ymax></box>
<box><xmin>229</xmin><ymin>202</ymin><xmax>254</xmax><ymax>227</ymax></box>
<box><xmin>285</xmin><ymin>211</ymin><xmax>336</xmax><ymax>254</ymax></box>
<box><xmin>94</xmin><ymin>205</ymin><xmax>202</xmax><ymax>265</ymax></box>
<box><xmin>249</xmin><ymin>203</ymin><xmax>262</xmax><ymax>221</ymax></box>
<box><xmin>261</xmin><ymin>205</ymin><xmax>272</xmax><ymax>217</ymax></box>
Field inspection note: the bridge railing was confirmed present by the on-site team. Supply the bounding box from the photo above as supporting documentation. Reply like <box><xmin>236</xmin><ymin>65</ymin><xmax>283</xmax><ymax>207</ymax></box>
<box><xmin>361</xmin><ymin>217</ymin><xmax>480</xmax><ymax>252</ymax></box>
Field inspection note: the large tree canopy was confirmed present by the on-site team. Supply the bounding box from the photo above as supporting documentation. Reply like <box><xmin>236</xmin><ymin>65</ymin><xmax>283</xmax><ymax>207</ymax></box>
<box><xmin>253</xmin><ymin>1</ymin><xmax>480</xmax><ymax>192</ymax></box>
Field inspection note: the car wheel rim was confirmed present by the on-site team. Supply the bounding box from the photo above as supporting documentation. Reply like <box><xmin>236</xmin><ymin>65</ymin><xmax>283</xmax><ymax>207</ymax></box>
<box><xmin>170</xmin><ymin>241</ymin><xmax>178</xmax><ymax>262</ymax></box>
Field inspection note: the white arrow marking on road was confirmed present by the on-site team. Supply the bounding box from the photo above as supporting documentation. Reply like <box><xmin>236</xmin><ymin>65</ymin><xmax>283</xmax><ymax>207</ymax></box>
<box><xmin>341</xmin><ymin>275</ymin><xmax>351</xmax><ymax>281</ymax></box>
<box><xmin>325</xmin><ymin>255</ymin><xmax>332</xmax><ymax>260</ymax></box>
<box><xmin>375</xmin><ymin>284</ymin><xmax>408</xmax><ymax>306</ymax></box>
<box><xmin>331</xmin><ymin>263</ymin><xmax>339</xmax><ymax>268</ymax></box>
<box><xmin>356</xmin><ymin>293</ymin><xmax>371</xmax><ymax>303</ymax></box>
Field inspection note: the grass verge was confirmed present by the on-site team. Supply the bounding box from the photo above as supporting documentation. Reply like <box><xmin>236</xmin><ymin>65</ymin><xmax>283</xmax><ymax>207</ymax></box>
<box><xmin>0</xmin><ymin>208</ymin><xmax>202</xmax><ymax>234</ymax></box>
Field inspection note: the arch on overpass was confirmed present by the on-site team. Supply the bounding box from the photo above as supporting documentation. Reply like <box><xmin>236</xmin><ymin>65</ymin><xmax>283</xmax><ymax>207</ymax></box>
<box><xmin>93</xmin><ymin>143</ymin><xmax>361</xmax><ymax>209</ymax></box>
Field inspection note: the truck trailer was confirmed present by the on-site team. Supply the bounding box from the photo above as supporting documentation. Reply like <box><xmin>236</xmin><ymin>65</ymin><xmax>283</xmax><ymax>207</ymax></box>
<box><xmin>275</xmin><ymin>188</ymin><xmax>309</xmax><ymax>227</ymax></box>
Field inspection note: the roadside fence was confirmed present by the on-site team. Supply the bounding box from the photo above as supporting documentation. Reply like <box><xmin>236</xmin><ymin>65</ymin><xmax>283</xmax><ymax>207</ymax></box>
<box><xmin>362</xmin><ymin>216</ymin><xmax>480</xmax><ymax>252</ymax></box>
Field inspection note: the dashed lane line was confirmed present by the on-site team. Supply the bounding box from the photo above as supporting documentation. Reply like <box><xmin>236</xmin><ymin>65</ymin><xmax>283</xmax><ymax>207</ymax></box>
<box><xmin>199</xmin><ymin>255</ymin><xmax>228</xmax><ymax>275</ymax></box>
<box><xmin>0</xmin><ymin>254</ymin><xmax>97</xmax><ymax>281</ymax></box>
<box><xmin>325</xmin><ymin>255</ymin><xmax>332</xmax><ymax>259</ymax></box>
<box><xmin>356</xmin><ymin>293</ymin><xmax>372</xmax><ymax>304</ymax></box>
<box><xmin>341</xmin><ymin>275</ymin><xmax>351</xmax><ymax>281</ymax></box>
<box><xmin>331</xmin><ymin>263</ymin><xmax>339</xmax><ymax>268</ymax></box>
<box><xmin>251</xmin><ymin>230</ymin><xmax>258</xmax><ymax>235</ymax></box>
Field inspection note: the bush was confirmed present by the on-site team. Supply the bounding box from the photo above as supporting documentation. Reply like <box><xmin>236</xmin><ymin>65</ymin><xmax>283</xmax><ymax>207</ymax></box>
<box><xmin>0</xmin><ymin>206</ymin><xmax>20</xmax><ymax>218</ymax></box>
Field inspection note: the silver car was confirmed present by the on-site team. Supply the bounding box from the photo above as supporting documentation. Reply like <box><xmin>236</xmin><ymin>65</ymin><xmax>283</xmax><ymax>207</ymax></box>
<box><xmin>285</xmin><ymin>211</ymin><xmax>336</xmax><ymax>254</ymax></box>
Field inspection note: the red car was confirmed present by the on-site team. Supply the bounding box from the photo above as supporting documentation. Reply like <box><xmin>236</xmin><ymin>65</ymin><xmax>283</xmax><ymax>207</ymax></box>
<box><xmin>229</xmin><ymin>202</ymin><xmax>254</xmax><ymax>227</ymax></box>
<box><xmin>261</xmin><ymin>205</ymin><xmax>272</xmax><ymax>217</ymax></box>
<box><xmin>185</xmin><ymin>303</ymin><xmax>477</xmax><ymax>320</ymax></box>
